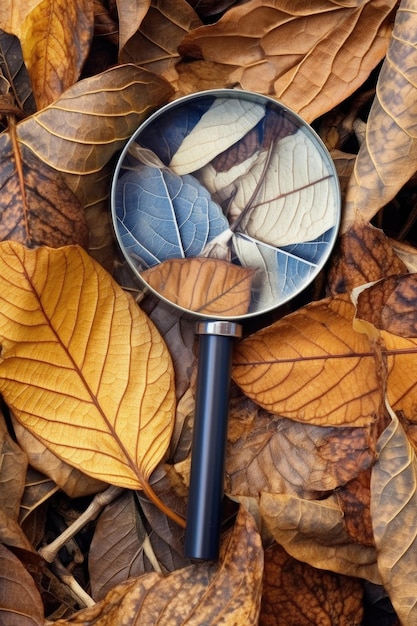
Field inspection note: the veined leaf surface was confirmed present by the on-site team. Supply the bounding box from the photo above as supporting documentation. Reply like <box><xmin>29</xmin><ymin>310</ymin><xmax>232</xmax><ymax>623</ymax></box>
<box><xmin>0</xmin><ymin>241</ymin><xmax>176</xmax><ymax>490</ymax></box>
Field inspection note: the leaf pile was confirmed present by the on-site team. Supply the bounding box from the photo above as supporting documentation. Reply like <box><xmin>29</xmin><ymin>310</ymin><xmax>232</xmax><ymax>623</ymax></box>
<box><xmin>1</xmin><ymin>1</ymin><xmax>417</xmax><ymax>625</ymax></box>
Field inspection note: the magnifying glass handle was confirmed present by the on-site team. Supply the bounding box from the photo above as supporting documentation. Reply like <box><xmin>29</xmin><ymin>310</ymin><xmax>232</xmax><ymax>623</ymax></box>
<box><xmin>184</xmin><ymin>321</ymin><xmax>242</xmax><ymax>561</ymax></box>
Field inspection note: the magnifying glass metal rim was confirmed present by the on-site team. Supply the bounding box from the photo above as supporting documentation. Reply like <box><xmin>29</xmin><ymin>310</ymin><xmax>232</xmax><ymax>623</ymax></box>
<box><xmin>110</xmin><ymin>88</ymin><xmax>342</xmax><ymax>321</ymax></box>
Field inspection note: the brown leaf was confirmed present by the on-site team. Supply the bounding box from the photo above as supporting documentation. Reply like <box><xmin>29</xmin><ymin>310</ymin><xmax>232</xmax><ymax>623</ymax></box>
<box><xmin>18</xmin><ymin>0</ymin><xmax>94</xmax><ymax>109</ymax></box>
<box><xmin>120</xmin><ymin>0</ymin><xmax>202</xmax><ymax>79</ymax></box>
<box><xmin>177</xmin><ymin>0</ymin><xmax>394</xmax><ymax>122</ymax></box>
<box><xmin>226</xmin><ymin>391</ymin><xmax>376</xmax><ymax>500</ymax></box>
<box><xmin>356</xmin><ymin>273</ymin><xmax>417</xmax><ymax>337</ymax></box>
<box><xmin>0</xmin><ymin>544</ymin><xmax>44</xmax><ymax>626</ymax></box>
<box><xmin>141</xmin><ymin>257</ymin><xmax>255</xmax><ymax>316</ymax></box>
<box><xmin>343</xmin><ymin>0</ymin><xmax>417</xmax><ymax>229</ymax></box>
<box><xmin>116</xmin><ymin>0</ymin><xmax>150</xmax><ymax>52</ymax></box>
<box><xmin>0</xmin><ymin>137</ymin><xmax>88</xmax><ymax>248</ymax></box>
<box><xmin>0</xmin><ymin>411</ymin><xmax>27</xmax><ymax>522</ymax></box>
<box><xmin>260</xmin><ymin>492</ymin><xmax>381</xmax><ymax>583</ymax></box>
<box><xmin>328</xmin><ymin>217</ymin><xmax>408</xmax><ymax>294</ymax></box>
<box><xmin>260</xmin><ymin>543</ymin><xmax>364</xmax><ymax>626</ymax></box>
<box><xmin>371</xmin><ymin>411</ymin><xmax>417</xmax><ymax>625</ymax></box>
<box><xmin>232</xmin><ymin>295</ymin><xmax>383</xmax><ymax>426</ymax></box>
<box><xmin>52</xmin><ymin>506</ymin><xmax>263</xmax><ymax>626</ymax></box>
<box><xmin>336</xmin><ymin>469</ymin><xmax>374</xmax><ymax>546</ymax></box>
<box><xmin>0</xmin><ymin>242</ymin><xmax>176</xmax><ymax>508</ymax></box>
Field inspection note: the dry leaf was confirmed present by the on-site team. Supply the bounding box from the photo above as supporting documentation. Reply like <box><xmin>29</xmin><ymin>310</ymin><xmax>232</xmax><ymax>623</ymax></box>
<box><xmin>343</xmin><ymin>0</ymin><xmax>417</xmax><ymax>229</ymax></box>
<box><xmin>260</xmin><ymin>492</ymin><xmax>381</xmax><ymax>583</ymax></box>
<box><xmin>0</xmin><ymin>543</ymin><xmax>44</xmax><ymax>626</ymax></box>
<box><xmin>336</xmin><ymin>469</ymin><xmax>374</xmax><ymax>546</ymax></box>
<box><xmin>232</xmin><ymin>294</ymin><xmax>383</xmax><ymax>426</ymax></box>
<box><xmin>51</xmin><ymin>506</ymin><xmax>263</xmax><ymax>626</ymax></box>
<box><xmin>226</xmin><ymin>392</ymin><xmax>376</xmax><ymax>500</ymax></box>
<box><xmin>177</xmin><ymin>0</ymin><xmax>394</xmax><ymax>122</ymax></box>
<box><xmin>328</xmin><ymin>217</ymin><xmax>408</xmax><ymax>294</ymax></box>
<box><xmin>260</xmin><ymin>542</ymin><xmax>364</xmax><ymax>626</ymax></box>
<box><xmin>0</xmin><ymin>136</ymin><xmax>88</xmax><ymax>248</ymax></box>
<box><xmin>0</xmin><ymin>411</ymin><xmax>27</xmax><ymax>522</ymax></box>
<box><xmin>0</xmin><ymin>241</ymin><xmax>176</xmax><ymax>500</ymax></box>
<box><xmin>116</xmin><ymin>0</ymin><xmax>150</xmax><ymax>52</ymax></box>
<box><xmin>2</xmin><ymin>0</ymin><xmax>94</xmax><ymax>109</ymax></box>
<box><xmin>141</xmin><ymin>257</ymin><xmax>255</xmax><ymax>316</ymax></box>
<box><xmin>371</xmin><ymin>410</ymin><xmax>417</xmax><ymax>625</ymax></box>
<box><xmin>120</xmin><ymin>0</ymin><xmax>202</xmax><ymax>79</ymax></box>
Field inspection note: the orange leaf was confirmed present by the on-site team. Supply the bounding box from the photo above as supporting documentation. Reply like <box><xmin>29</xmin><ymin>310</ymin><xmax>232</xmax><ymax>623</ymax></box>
<box><xmin>141</xmin><ymin>257</ymin><xmax>255</xmax><ymax>317</ymax></box>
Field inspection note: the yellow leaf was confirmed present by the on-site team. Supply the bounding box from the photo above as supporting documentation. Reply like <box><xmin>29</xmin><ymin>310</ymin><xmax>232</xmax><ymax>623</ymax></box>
<box><xmin>19</xmin><ymin>0</ymin><xmax>93</xmax><ymax>109</ymax></box>
<box><xmin>232</xmin><ymin>295</ymin><xmax>382</xmax><ymax>426</ymax></box>
<box><xmin>141</xmin><ymin>257</ymin><xmax>255</xmax><ymax>316</ymax></box>
<box><xmin>0</xmin><ymin>241</ymin><xmax>176</xmax><ymax>495</ymax></box>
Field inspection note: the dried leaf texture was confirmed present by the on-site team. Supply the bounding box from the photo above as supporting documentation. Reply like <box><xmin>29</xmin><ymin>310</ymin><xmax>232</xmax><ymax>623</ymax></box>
<box><xmin>0</xmin><ymin>544</ymin><xmax>44</xmax><ymax>626</ymax></box>
<box><xmin>232</xmin><ymin>295</ymin><xmax>382</xmax><ymax>426</ymax></box>
<box><xmin>116</xmin><ymin>0</ymin><xmax>150</xmax><ymax>52</ymax></box>
<box><xmin>178</xmin><ymin>0</ymin><xmax>394</xmax><ymax>121</ymax></box>
<box><xmin>343</xmin><ymin>0</ymin><xmax>417</xmax><ymax>228</ymax></box>
<box><xmin>260</xmin><ymin>543</ymin><xmax>364</xmax><ymax>626</ymax></box>
<box><xmin>371</xmin><ymin>412</ymin><xmax>417</xmax><ymax>625</ymax></box>
<box><xmin>142</xmin><ymin>257</ymin><xmax>254</xmax><ymax>316</ymax></box>
<box><xmin>53</xmin><ymin>507</ymin><xmax>263</xmax><ymax>626</ymax></box>
<box><xmin>0</xmin><ymin>242</ymin><xmax>176</xmax><ymax>490</ymax></box>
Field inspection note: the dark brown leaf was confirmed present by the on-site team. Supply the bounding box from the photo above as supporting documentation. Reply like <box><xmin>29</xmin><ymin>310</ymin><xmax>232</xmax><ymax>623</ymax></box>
<box><xmin>0</xmin><ymin>544</ymin><xmax>44</xmax><ymax>626</ymax></box>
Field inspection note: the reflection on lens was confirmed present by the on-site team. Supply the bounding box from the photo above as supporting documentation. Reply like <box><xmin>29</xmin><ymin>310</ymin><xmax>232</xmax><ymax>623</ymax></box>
<box><xmin>112</xmin><ymin>90</ymin><xmax>340</xmax><ymax>318</ymax></box>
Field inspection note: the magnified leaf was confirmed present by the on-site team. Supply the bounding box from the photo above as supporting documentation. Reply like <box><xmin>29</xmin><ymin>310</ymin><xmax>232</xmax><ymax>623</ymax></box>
<box><xmin>0</xmin><ymin>241</ymin><xmax>176</xmax><ymax>499</ymax></box>
<box><xmin>115</xmin><ymin>163</ymin><xmax>229</xmax><ymax>268</ymax></box>
<box><xmin>142</xmin><ymin>257</ymin><xmax>255</xmax><ymax>316</ymax></box>
<box><xmin>233</xmin><ymin>129</ymin><xmax>339</xmax><ymax>246</ymax></box>
<box><xmin>169</xmin><ymin>97</ymin><xmax>266</xmax><ymax>174</ymax></box>
<box><xmin>232</xmin><ymin>295</ymin><xmax>383</xmax><ymax>426</ymax></box>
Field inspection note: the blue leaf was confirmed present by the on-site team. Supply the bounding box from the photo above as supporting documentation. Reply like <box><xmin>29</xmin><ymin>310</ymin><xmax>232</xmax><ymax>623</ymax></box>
<box><xmin>115</xmin><ymin>165</ymin><xmax>229</xmax><ymax>269</ymax></box>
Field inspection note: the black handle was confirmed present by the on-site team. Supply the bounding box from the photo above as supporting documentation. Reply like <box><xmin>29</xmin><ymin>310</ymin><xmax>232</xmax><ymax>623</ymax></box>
<box><xmin>184</xmin><ymin>321</ymin><xmax>242</xmax><ymax>561</ymax></box>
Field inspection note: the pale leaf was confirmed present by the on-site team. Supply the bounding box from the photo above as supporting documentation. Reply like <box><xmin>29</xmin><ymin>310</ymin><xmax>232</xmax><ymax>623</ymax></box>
<box><xmin>371</xmin><ymin>409</ymin><xmax>417</xmax><ymax>625</ymax></box>
<box><xmin>0</xmin><ymin>241</ymin><xmax>176</xmax><ymax>493</ymax></box>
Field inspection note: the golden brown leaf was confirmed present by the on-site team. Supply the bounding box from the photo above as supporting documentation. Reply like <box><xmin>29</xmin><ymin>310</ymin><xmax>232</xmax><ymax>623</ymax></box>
<box><xmin>0</xmin><ymin>136</ymin><xmax>88</xmax><ymax>248</ymax></box>
<box><xmin>52</xmin><ymin>506</ymin><xmax>263</xmax><ymax>626</ymax></box>
<box><xmin>260</xmin><ymin>492</ymin><xmax>381</xmax><ymax>583</ymax></box>
<box><xmin>0</xmin><ymin>242</ymin><xmax>176</xmax><ymax>498</ymax></box>
<box><xmin>336</xmin><ymin>469</ymin><xmax>374</xmax><ymax>546</ymax></box>
<box><xmin>120</xmin><ymin>0</ymin><xmax>202</xmax><ymax>79</ymax></box>
<box><xmin>18</xmin><ymin>0</ymin><xmax>94</xmax><ymax>109</ymax></box>
<box><xmin>232</xmin><ymin>295</ymin><xmax>382</xmax><ymax>426</ymax></box>
<box><xmin>0</xmin><ymin>544</ymin><xmax>44</xmax><ymax>626</ymax></box>
<box><xmin>260</xmin><ymin>543</ymin><xmax>364</xmax><ymax>626</ymax></box>
<box><xmin>328</xmin><ymin>217</ymin><xmax>408</xmax><ymax>294</ymax></box>
<box><xmin>226</xmin><ymin>391</ymin><xmax>376</xmax><ymax>499</ymax></box>
<box><xmin>177</xmin><ymin>0</ymin><xmax>394</xmax><ymax>121</ymax></box>
<box><xmin>343</xmin><ymin>0</ymin><xmax>417</xmax><ymax>229</ymax></box>
<box><xmin>141</xmin><ymin>257</ymin><xmax>255</xmax><ymax>316</ymax></box>
<box><xmin>371</xmin><ymin>411</ymin><xmax>417</xmax><ymax>625</ymax></box>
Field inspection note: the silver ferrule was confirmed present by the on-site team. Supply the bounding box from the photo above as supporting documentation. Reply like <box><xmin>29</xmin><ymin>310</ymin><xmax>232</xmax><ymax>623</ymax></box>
<box><xmin>196</xmin><ymin>320</ymin><xmax>243</xmax><ymax>338</ymax></box>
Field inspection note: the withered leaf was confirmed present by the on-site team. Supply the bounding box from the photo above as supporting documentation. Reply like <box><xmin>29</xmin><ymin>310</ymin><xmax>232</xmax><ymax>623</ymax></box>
<box><xmin>0</xmin><ymin>136</ymin><xmax>88</xmax><ymax>248</ymax></box>
<box><xmin>336</xmin><ymin>469</ymin><xmax>374</xmax><ymax>547</ymax></box>
<box><xmin>5</xmin><ymin>0</ymin><xmax>94</xmax><ymax>109</ymax></box>
<box><xmin>232</xmin><ymin>294</ymin><xmax>383</xmax><ymax>426</ymax></box>
<box><xmin>356</xmin><ymin>273</ymin><xmax>417</xmax><ymax>338</ymax></box>
<box><xmin>328</xmin><ymin>217</ymin><xmax>408</xmax><ymax>295</ymax></box>
<box><xmin>261</xmin><ymin>543</ymin><xmax>364</xmax><ymax>626</ymax></box>
<box><xmin>371</xmin><ymin>411</ymin><xmax>417</xmax><ymax>625</ymax></box>
<box><xmin>52</xmin><ymin>506</ymin><xmax>263</xmax><ymax>626</ymax></box>
<box><xmin>120</xmin><ymin>0</ymin><xmax>202</xmax><ymax>79</ymax></box>
<box><xmin>141</xmin><ymin>257</ymin><xmax>255</xmax><ymax>316</ymax></box>
<box><xmin>343</xmin><ymin>2</ymin><xmax>417</xmax><ymax>229</ymax></box>
<box><xmin>0</xmin><ymin>411</ymin><xmax>27</xmax><ymax>522</ymax></box>
<box><xmin>0</xmin><ymin>242</ymin><xmax>176</xmax><ymax>504</ymax></box>
<box><xmin>226</xmin><ymin>392</ymin><xmax>375</xmax><ymax>500</ymax></box>
<box><xmin>116</xmin><ymin>0</ymin><xmax>150</xmax><ymax>52</ymax></box>
<box><xmin>177</xmin><ymin>0</ymin><xmax>394</xmax><ymax>122</ymax></box>
<box><xmin>260</xmin><ymin>492</ymin><xmax>381</xmax><ymax>583</ymax></box>
<box><xmin>0</xmin><ymin>544</ymin><xmax>44</xmax><ymax>626</ymax></box>
<box><xmin>0</xmin><ymin>30</ymin><xmax>36</xmax><ymax>120</ymax></box>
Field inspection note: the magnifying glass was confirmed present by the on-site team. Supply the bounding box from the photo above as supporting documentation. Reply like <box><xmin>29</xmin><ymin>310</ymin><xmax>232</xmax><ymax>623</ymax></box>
<box><xmin>111</xmin><ymin>89</ymin><xmax>341</xmax><ymax>561</ymax></box>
